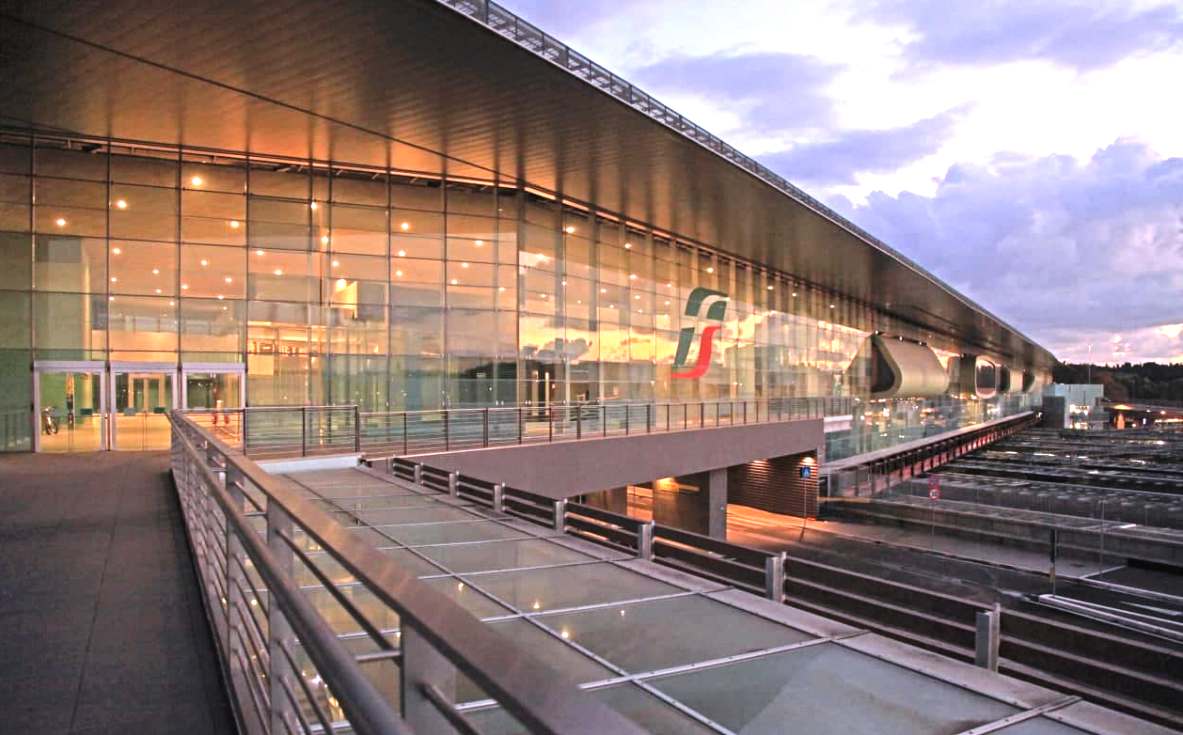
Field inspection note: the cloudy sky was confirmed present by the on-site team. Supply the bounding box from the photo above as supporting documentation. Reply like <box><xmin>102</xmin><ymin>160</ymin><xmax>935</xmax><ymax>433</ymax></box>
<box><xmin>500</xmin><ymin>0</ymin><xmax>1183</xmax><ymax>364</ymax></box>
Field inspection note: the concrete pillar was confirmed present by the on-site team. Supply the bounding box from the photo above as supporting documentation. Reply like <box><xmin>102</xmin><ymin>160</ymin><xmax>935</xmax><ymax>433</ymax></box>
<box><xmin>708</xmin><ymin>467</ymin><xmax>727</xmax><ymax>539</ymax></box>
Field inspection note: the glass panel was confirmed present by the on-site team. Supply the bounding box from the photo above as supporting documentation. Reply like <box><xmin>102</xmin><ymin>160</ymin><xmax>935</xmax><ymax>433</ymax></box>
<box><xmin>534</xmin><ymin>595</ymin><xmax>813</xmax><ymax>673</ymax></box>
<box><xmin>38</xmin><ymin>371</ymin><xmax>103</xmax><ymax>452</ymax></box>
<box><xmin>649</xmin><ymin>643</ymin><xmax>1018</xmax><ymax>735</ymax></box>
<box><xmin>34</xmin><ymin>292</ymin><xmax>106</xmax><ymax>359</ymax></box>
<box><xmin>416</xmin><ymin>538</ymin><xmax>593</xmax><ymax>575</ymax></box>
<box><xmin>465</xmin><ymin>562</ymin><xmax>679</xmax><ymax>613</ymax></box>
<box><xmin>372</xmin><ymin>520</ymin><xmax>532</xmax><ymax>546</ymax></box>
<box><xmin>110</xmin><ymin>241</ymin><xmax>177</xmax><ymax>296</ymax></box>
<box><xmin>35</xmin><ymin>236</ymin><xmax>106</xmax><ymax>293</ymax></box>
<box><xmin>185</xmin><ymin>372</ymin><xmax>241</xmax><ymax>410</ymax></box>
<box><xmin>112</xmin><ymin>371</ymin><xmax>173</xmax><ymax>450</ymax></box>
<box><xmin>466</xmin><ymin>683</ymin><xmax>714</xmax><ymax>735</ymax></box>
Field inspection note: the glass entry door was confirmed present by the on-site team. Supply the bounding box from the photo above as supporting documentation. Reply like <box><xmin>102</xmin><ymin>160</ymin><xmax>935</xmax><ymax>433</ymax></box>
<box><xmin>111</xmin><ymin>368</ymin><xmax>176</xmax><ymax>451</ymax></box>
<box><xmin>34</xmin><ymin>365</ymin><xmax>106</xmax><ymax>452</ymax></box>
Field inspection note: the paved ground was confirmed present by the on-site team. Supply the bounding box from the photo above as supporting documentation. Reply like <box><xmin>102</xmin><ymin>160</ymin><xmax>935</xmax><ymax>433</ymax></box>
<box><xmin>0</xmin><ymin>452</ymin><xmax>235</xmax><ymax>735</ymax></box>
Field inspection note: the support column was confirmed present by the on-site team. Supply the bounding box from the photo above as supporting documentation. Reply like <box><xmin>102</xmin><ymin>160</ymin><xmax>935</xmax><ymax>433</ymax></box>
<box><xmin>707</xmin><ymin>467</ymin><xmax>727</xmax><ymax>540</ymax></box>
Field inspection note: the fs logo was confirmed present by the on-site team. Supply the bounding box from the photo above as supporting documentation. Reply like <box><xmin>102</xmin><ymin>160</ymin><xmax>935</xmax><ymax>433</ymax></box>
<box><xmin>672</xmin><ymin>287</ymin><xmax>729</xmax><ymax>379</ymax></box>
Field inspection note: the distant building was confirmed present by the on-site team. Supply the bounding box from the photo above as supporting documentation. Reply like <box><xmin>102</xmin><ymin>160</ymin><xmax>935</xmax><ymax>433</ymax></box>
<box><xmin>1042</xmin><ymin>384</ymin><xmax>1106</xmax><ymax>429</ymax></box>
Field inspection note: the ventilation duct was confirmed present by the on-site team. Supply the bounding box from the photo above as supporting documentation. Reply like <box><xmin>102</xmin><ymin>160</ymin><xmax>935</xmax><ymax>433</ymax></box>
<box><xmin>859</xmin><ymin>335</ymin><xmax>950</xmax><ymax>399</ymax></box>
<box><xmin>959</xmin><ymin>355</ymin><xmax>999</xmax><ymax>399</ymax></box>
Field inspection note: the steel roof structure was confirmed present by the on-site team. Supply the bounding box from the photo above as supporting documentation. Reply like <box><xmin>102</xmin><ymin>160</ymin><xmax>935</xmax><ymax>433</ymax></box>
<box><xmin>0</xmin><ymin>0</ymin><xmax>1055</xmax><ymax>366</ymax></box>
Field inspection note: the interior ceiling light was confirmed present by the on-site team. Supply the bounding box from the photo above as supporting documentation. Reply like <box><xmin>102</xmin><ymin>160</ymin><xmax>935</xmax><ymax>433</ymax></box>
<box><xmin>190</xmin><ymin>175</ymin><xmax>203</xmax><ymax>187</ymax></box>
<box><xmin>114</xmin><ymin>199</ymin><xmax>128</xmax><ymax>210</ymax></box>
<box><xmin>54</xmin><ymin>217</ymin><xmax>67</xmax><ymax>227</ymax></box>
<box><xmin>400</xmin><ymin>221</ymin><xmax>410</xmax><ymax>231</ymax></box>
<box><xmin>229</xmin><ymin>220</ymin><xmax>240</xmax><ymax>229</ymax></box>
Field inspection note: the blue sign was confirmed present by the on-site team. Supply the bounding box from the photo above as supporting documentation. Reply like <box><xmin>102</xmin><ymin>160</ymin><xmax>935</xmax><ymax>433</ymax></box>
<box><xmin>800</xmin><ymin>465</ymin><xmax>812</xmax><ymax>478</ymax></box>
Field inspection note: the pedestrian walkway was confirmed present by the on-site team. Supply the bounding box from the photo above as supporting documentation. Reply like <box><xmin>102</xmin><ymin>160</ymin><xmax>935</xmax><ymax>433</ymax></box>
<box><xmin>0</xmin><ymin>452</ymin><xmax>234</xmax><ymax>735</ymax></box>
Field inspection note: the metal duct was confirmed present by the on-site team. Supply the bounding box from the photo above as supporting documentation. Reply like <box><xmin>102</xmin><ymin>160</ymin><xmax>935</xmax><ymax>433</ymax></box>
<box><xmin>959</xmin><ymin>355</ymin><xmax>999</xmax><ymax>399</ymax></box>
<box><xmin>865</xmin><ymin>335</ymin><xmax>950</xmax><ymax>399</ymax></box>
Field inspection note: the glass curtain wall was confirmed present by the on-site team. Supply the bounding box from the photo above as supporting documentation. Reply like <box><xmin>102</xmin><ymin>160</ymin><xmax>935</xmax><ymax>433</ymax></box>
<box><xmin>0</xmin><ymin>131</ymin><xmax>1045</xmax><ymax>454</ymax></box>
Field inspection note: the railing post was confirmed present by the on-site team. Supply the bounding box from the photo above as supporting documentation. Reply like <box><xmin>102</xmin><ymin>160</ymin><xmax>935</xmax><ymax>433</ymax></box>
<box><xmin>353</xmin><ymin>405</ymin><xmax>361</xmax><ymax>453</ymax></box>
<box><xmin>266</xmin><ymin>499</ymin><xmax>296</xmax><ymax>733</ymax></box>
<box><xmin>576</xmin><ymin>405</ymin><xmax>582</xmax><ymax>439</ymax></box>
<box><xmin>646</xmin><ymin>403</ymin><xmax>651</xmax><ymax>433</ymax></box>
<box><xmin>553</xmin><ymin>498</ymin><xmax>567</xmax><ymax>532</ymax></box>
<box><xmin>403</xmin><ymin>412</ymin><xmax>408</xmax><ymax>456</ymax></box>
<box><xmin>743</xmin><ymin>401</ymin><xmax>748</xmax><ymax>424</ymax></box>
<box><xmin>242</xmin><ymin>408</ymin><xmax>250</xmax><ymax>454</ymax></box>
<box><xmin>448</xmin><ymin>471</ymin><xmax>459</xmax><ymax>497</ymax></box>
<box><xmin>602</xmin><ymin>405</ymin><xmax>607</xmax><ymax>437</ymax></box>
<box><xmin>637</xmin><ymin>521</ymin><xmax>654</xmax><ymax>561</ymax></box>
<box><xmin>444</xmin><ymin>409</ymin><xmax>450</xmax><ymax>451</ymax></box>
<box><xmin>493</xmin><ymin>482</ymin><xmax>506</xmax><ymax>513</ymax></box>
<box><xmin>548</xmin><ymin>406</ymin><xmax>553</xmax><ymax>442</ymax></box>
<box><xmin>666</xmin><ymin>403</ymin><xmax>671</xmax><ymax>432</ymax></box>
<box><xmin>483</xmin><ymin>408</ymin><xmax>489</xmax><ymax>448</ymax></box>
<box><xmin>765</xmin><ymin>552</ymin><xmax>786</xmax><ymax>604</ymax></box>
<box><xmin>413</xmin><ymin>463</ymin><xmax>423</xmax><ymax>486</ymax></box>
<box><xmin>975</xmin><ymin>604</ymin><xmax>1001</xmax><ymax>672</ymax></box>
<box><xmin>518</xmin><ymin>406</ymin><xmax>523</xmax><ymax>444</ymax></box>
<box><xmin>624</xmin><ymin>404</ymin><xmax>630</xmax><ymax>435</ymax></box>
<box><xmin>300</xmin><ymin>406</ymin><xmax>307</xmax><ymax>456</ymax></box>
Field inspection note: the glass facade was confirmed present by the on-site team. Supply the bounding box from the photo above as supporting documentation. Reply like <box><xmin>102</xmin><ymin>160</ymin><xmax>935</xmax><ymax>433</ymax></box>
<box><xmin>0</xmin><ymin>130</ymin><xmax>1048</xmax><ymax>454</ymax></box>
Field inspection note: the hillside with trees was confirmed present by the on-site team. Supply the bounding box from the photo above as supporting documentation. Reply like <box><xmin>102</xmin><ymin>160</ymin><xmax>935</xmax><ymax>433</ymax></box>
<box><xmin>1053</xmin><ymin>363</ymin><xmax>1183</xmax><ymax>403</ymax></box>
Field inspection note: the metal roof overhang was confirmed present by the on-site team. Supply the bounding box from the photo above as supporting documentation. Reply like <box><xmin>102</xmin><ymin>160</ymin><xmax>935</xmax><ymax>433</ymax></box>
<box><xmin>0</xmin><ymin>0</ymin><xmax>1055</xmax><ymax>367</ymax></box>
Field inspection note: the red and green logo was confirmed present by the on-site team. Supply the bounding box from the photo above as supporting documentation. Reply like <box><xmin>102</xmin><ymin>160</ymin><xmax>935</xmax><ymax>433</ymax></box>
<box><xmin>672</xmin><ymin>287</ymin><xmax>729</xmax><ymax>379</ymax></box>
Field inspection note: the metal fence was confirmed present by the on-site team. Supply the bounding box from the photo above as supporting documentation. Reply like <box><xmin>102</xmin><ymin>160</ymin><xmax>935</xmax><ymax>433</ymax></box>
<box><xmin>390</xmin><ymin>458</ymin><xmax>787</xmax><ymax>604</ymax></box>
<box><xmin>169</xmin><ymin>411</ymin><xmax>644</xmax><ymax>735</ymax></box>
<box><xmin>822</xmin><ymin>411</ymin><xmax>1039</xmax><ymax>499</ymax></box>
<box><xmin>185</xmin><ymin>397</ymin><xmax>853</xmax><ymax>458</ymax></box>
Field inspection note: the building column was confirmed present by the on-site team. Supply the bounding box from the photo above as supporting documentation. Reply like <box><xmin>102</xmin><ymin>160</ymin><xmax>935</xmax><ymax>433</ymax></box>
<box><xmin>707</xmin><ymin>467</ymin><xmax>727</xmax><ymax>540</ymax></box>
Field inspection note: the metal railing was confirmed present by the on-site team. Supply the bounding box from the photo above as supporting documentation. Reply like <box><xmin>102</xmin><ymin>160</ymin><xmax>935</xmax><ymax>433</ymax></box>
<box><xmin>821</xmin><ymin>411</ymin><xmax>1039</xmax><ymax>499</ymax></box>
<box><xmin>169</xmin><ymin>410</ymin><xmax>644</xmax><ymax>735</ymax></box>
<box><xmin>391</xmin><ymin>458</ymin><xmax>787</xmax><ymax>604</ymax></box>
<box><xmin>187</xmin><ymin>396</ymin><xmax>852</xmax><ymax>458</ymax></box>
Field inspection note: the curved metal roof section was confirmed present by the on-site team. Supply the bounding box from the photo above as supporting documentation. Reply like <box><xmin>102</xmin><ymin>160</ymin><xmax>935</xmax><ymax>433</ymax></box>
<box><xmin>0</xmin><ymin>0</ymin><xmax>1055</xmax><ymax>366</ymax></box>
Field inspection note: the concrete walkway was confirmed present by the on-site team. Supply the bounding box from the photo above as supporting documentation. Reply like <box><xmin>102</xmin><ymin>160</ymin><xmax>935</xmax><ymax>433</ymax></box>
<box><xmin>0</xmin><ymin>452</ymin><xmax>234</xmax><ymax>735</ymax></box>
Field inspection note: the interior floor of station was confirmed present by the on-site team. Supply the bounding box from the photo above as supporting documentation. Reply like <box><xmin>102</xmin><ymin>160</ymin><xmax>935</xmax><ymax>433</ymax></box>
<box><xmin>0</xmin><ymin>452</ymin><xmax>234</xmax><ymax>735</ymax></box>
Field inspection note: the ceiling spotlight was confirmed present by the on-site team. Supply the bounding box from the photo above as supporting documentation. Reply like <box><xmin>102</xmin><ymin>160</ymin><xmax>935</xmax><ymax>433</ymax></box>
<box><xmin>400</xmin><ymin>221</ymin><xmax>410</xmax><ymax>231</ymax></box>
<box><xmin>152</xmin><ymin>268</ymin><xmax>159</xmax><ymax>275</ymax></box>
<box><xmin>155</xmin><ymin>288</ymin><xmax>162</xmax><ymax>294</ymax></box>
<box><xmin>706</xmin><ymin>266</ymin><xmax>714</xmax><ymax>274</ymax></box>
<box><xmin>114</xmin><ymin>199</ymin><xmax>128</xmax><ymax>210</ymax></box>
<box><xmin>397</xmin><ymin>249</ymin><xmax>406</xmax><ymax>257</ymax></box>
<box><xmin>54</xmin><ymin>217</ymin><xmax>67</xmax><ymax>227</ymax></box>
<box><xmin>273</xmin><ymin>269</ymin><xmax>283</xmax><ymax>276</ymax></box>
<box><xmin>320</xmin><ymin>235</ymin><xmax>330</xmax><ymax>245</ymax></box>
<box><xmin>564</xmin><ymin>225</ymin><xmax>576</xmax><ymax>234</ymax></box>
<box><xmin>767</xmin><ymin>285</ymin><xmax>774</xmax><ymax>290</ymax></box>
<box><xmin>229</xmin><ymin>219</ymin><xmax>240</xmax><ymax>229</ymax></box>
<box><xmin>112</xmin><ymin>247</ymin><xmax>122</xmax><ymax>255</ymax></box>
<box><xmin>110</xmin><ymin>277</ymin><xmax>118</xmax><ymax>283</ymax></box>
<box><xmin>309</xmin><ymin>201</ymin><xmax>318</xmax><ymax>211</ymax></box>
<box><xmin>461</xmin><ymin>262</ymin><xmax>469</xmax><ymax>269</ymax></box>
<box><xmin>200</xmin><ymin>259</ymin><xmax>209</xmax><ymax>267</ymax></box>
<box><xmin>624</xmin><ymin>242</ymin><xmax>632</xmax><ymax>249</ymax></box>
<box><xmin>475</xmin><ymin>239</ymin><xmax>484</xmax><ymax>247</ymax></box>
<box><xmin>629</xmin><ymin>273</ymin><xmax>637</xmax><ymax>280</ymax></box>
<box><xmin>331</xmin><ymin>259</ymin><xmax>340</xmax><ymax>268</ymax></box>
<box><xmin>190</xmin><ymin>175</ymin><xmax>203</xmax><ymax>187</ymax></box>
<box><xmin>255</xmin><ymin>249</ymin><xmax>264</xmax><ymax>256</ymax></box>
<box><xmin>450</xmin><ymin>278</ymin><xmax>459</xmax><ymax>285</ymax></box>
<box><xmin>395</xmin><ymin>269</ymin><xmax>403</xmax><ymax>277</ymax></box>
<box><xmin>217</xmin><ymin>294</ymin><xmax>224</xmax><ymax>300</ymax></box>
<box><xmin>181</xmin><ymin>283</ymin><xmax>189</xmax><ymax>290</ymax></box>
<box><xmin>224</xmin><ymin>276</ymin><xmax>233</xmax><ymax>283</ymax></box>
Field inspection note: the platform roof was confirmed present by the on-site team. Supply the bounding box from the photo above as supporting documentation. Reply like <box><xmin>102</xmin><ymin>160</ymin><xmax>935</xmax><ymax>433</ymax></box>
<box><xmin>0</xmin><ymin>0</ymin><xmax>1055</xmax><ymax>366</ymax></box>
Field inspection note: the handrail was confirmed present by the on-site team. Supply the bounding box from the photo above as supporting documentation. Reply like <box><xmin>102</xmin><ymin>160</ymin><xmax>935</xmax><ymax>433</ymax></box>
<box><xmin>170</xmin><ymin>421</ymin><xmax>409</xmax><ymax>735</ymax></box>
<box><xmin>183</xmin><ymin>396</ymin><xmax>852</xmax><ymax>458</ymax></box>
<box><xmin>394</xmin><ymin>457</ymin><xmax>786</xmax><ymax>603</ymax></box>
<box><xmin>170</xmin><ymin>410</ymin><xmax>646</xmax><ymax>735</ymax></box>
